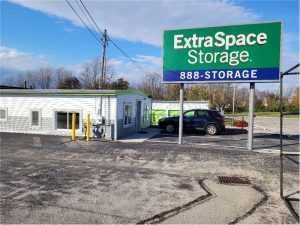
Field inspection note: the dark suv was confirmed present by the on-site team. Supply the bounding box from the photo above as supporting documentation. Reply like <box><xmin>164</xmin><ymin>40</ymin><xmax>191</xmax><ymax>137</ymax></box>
<box><xmin>158</xmin><ymin>109</ymin><xmax>225</xmax><ymax>135</ymax></box>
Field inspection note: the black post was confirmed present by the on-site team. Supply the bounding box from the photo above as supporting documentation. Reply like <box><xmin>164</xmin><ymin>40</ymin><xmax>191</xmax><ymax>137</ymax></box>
<box><xmin>178</xmin><ymin>83</ymin><xmax>184</xmax><ymax>144</ymax></box>
<box><xmin>280</xmin><ymin>73</ymin><xmax>283</xmax><ymax>199</ymax></box>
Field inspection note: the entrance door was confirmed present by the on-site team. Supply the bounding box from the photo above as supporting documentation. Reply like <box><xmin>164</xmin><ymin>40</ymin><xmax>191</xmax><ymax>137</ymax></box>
<box><xmin>136</xmin><ymin>101</ymin><xmax>142</xmax><ymax>132</ymax></box>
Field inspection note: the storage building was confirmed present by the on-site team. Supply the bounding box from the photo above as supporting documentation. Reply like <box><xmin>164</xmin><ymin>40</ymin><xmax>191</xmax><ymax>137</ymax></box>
<box><xmin>151</xmin><ymin>100</ymin><xmax>209</xmax><ymax>125</ymax></box>
<box><xmin>0</xmin><ymin>89</ymin><xmax>152</xmax><ymax>140</ymax></box>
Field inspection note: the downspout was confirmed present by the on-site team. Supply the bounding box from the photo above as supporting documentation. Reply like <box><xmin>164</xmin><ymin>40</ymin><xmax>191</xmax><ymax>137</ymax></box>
<box><xmin>99</xmin><ymin>96</ymin><xmax>103</xmax><ymax>118</ymax></box>
<box><xmin>108</xmin><ymin>96</ymin><xmax>111</xmax><ymax>139</ymax></box>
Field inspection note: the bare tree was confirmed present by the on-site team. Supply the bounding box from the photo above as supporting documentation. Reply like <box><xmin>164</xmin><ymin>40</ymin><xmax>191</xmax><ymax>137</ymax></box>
<box><xmin>54</xmin><ymin>67</ymin><xmax>73</xmax><ymax>88</ymax></box>
<box><xmin>235</xmin><ymin>87</ymin><xmax>249</xmax><ymax>112</ymax></box>
<box><xmin>79</xmin><ymin>57</ymin><xmax>117</xmax><ymax>89</ymax></box>
<box><xmin>185</xmin><ymin>85</ymin><xmax>209</xmax><ymax>101</ymax></box>
<box><xmin>79</xmin><ymin>59</ymin><xmax>99</xmax><ymax>89</ymax></box>
<box><xmin>11</xmin><ymin>71</ymin><xmax>37</xmax><ymax>88</ymax></box>
<box><xmin>208</xmin><ymin>84</ymin><xmax>233</xmax><ymax>112</ymax></box>
<box><xmin>164</xmin><ymin>84</ymin><xmax>180</xmax><ymax>100</ymax></box>
<box><xmin>139</xmin><ymin>72</ymin><xmax>164</xmax><ymax>99</ymax></box>
<box><xmin>57</xmin><ymin>76</ymin><xmax>81</xmax><ymax>89</ymax></box>
<box><xmin>35</xmin><ymin>67</ymin><xmax>53</xmax><ymax>89</ymax></box>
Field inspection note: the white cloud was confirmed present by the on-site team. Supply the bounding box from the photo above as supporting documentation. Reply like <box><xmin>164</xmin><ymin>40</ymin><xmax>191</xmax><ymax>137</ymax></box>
<box><xmin>0</xmin><ymin>44</ymin><xmax>160</xmax><ymax>84</ymax></box>
<box><xmin>4</xmin><ymin>0</ymin><xmax>299</xmax><ymax>90</ymax></box>
<box><xmin>284</xmin><ymin>32</ymin><xmax>299</xmax><ymax>52</ymax></box>
<box><xmin>62</xmin><ymin>55</ymin><xmax>161</xmax><ymax>85</ymax></box>
<box><xmin>0</xmin><ymin>46</ymin><xmax>49</xmax><ymax>71</ymax></box>
<box><xmin>103</xmin><ymin>56</ymin><xmax>162</xmax><ymax>85</ymax></box>
<box><xmin>282</xmin><ymin>51</ymin><xmax>299</xmax><ymax>71</ymax></box>
<box><xmin>133</xmin><ymin>55</ymin><xmax>161</xmax><ymax>67</ymax></box>
<box><xmin>8</xmin><ymin>0</ymin><xmax>259</xmax><ymax>46</ymax></box>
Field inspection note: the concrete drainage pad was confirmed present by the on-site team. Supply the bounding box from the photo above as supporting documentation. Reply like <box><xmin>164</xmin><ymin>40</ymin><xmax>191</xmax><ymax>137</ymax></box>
<box><xmin>164</xmin><ymin>179</ymin><xmax>266</xmax><ymax>224</ymax></box>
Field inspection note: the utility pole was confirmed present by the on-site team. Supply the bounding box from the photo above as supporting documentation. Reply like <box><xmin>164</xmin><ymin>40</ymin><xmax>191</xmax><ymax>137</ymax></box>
<box><xmin>100</xmin><ymin>29</ymin><xmax>108</xmax><ymax>89</ymax></box>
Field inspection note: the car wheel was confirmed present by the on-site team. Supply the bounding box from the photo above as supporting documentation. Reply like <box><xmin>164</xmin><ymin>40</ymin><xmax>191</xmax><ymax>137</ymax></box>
<box><xmin>166</xmin><ymin>124</ymin><xmax>175</xmax><ymax>133</ymax></box>
<box><xmin>206</xmin><ymin>124</ymin><xmax>217</xmax><ymax>135</ymax></box>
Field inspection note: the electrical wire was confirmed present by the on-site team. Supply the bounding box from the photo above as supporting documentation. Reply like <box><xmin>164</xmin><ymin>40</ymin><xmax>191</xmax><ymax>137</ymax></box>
<box><xmin>78</xmin><ymin>0</ymin><xmax>147</xmax><ymax>73</ymax></box>
<box><xmin>79</xmin><ymin>0</ymin><xmax>104</xmax><ymax>36</ymax></box>
<box><xmin>74</xmin><ymin>0</ymin><xmax>100</xmax><ymax>38</ymax></box>
<box><xmin>65</xmin><ymin>0</ymin><xmax>103</xmax><ymax>45</ymax></box>
<box><xmin>108</xmin><ymin>37</ymin><xmax>147</xmax><ymax>72</ymax></box>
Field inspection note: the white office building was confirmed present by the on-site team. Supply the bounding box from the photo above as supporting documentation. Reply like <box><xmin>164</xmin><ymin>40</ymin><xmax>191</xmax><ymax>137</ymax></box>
<box><xmin>0</xmin><ymin>89</ymin><xmax>152</xmax><ymax>140</ymax></box>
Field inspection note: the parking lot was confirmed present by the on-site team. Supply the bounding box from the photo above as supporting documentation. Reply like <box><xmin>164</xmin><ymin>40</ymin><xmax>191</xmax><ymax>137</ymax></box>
<box><xmin>148</xmin><ymin>128</ymin><xmax>299</xmax><ymax>153</ymax></box>
<box><xmin>0</xmin><ymin>131</ymin><xmax>299</xmax><ymax>224</ymax></box>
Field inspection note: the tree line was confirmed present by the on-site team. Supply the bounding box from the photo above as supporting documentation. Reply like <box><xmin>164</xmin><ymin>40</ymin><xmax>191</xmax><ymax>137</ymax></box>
<box><xmin>3</xmin><ymin>58</ymin><xmax>299</xmax><ymax>113</ymax></box>
<box><xmin>5</xmin><ymin>58</ymin><xmax>129</xmax><ymax>90</ymax></box>
<box><xmin>138</xmin><ymin>72</ymin><xmax>300</xmax><ymax>113</ymax></box>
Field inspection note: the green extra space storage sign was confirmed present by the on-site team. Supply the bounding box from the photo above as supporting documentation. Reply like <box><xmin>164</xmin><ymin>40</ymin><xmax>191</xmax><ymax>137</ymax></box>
<box><xmin>163</xmin><ymin>22</ymin><xmax>281</xmax><ymax>83</ymax></box>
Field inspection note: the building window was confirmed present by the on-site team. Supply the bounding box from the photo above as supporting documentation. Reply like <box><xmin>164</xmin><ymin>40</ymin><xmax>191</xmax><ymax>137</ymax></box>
<box><xmin>56</xmin><ymin>112</ymin><xmax>79</xmax><ymax>129</ymax></box>
<box><xmin>184</xmin><ymin>110</ymin><xmax>196</xmax><ymax>118</ymax></box>
<box><xmin>31</xmin><ymin>110</ymin><xmax>40</xmax><ymax>126</ymax></box>
<box><xmin>124</xmin><ymin>104</ymin><xmax>133</xmax><ymax>126</ymax></box>
<box><xmin>0</xmin><ymin>108</ymin><xmax>7</xmax><ymax>121</ymax></box>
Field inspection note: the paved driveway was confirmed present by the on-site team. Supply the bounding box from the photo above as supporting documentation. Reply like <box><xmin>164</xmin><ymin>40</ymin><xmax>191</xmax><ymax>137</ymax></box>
<box><xmin>0</xmin><ymin>133</ymin><xmax>299</xmax><ymax>223</ymax></box>
<box><xmin>148</xmin><ymin>128</ymin><xmax>299</xmax><ymax>153</ymax></box>
<box><xmin>254</xmin><ymin>117</ymin><xmax>299</xmax><ymax>135</ymax></box>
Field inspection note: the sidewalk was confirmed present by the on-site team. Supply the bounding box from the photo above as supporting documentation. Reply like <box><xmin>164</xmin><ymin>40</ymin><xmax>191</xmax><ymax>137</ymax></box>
<box><xmin>164</xmin><ymin>180</ymin><xmax>265</xmax><ymax>224</ymax></box>
<box><xmin>118</xmin><ymin>128</ymin><xmax>160</xmax><ymax>143</ymax></box>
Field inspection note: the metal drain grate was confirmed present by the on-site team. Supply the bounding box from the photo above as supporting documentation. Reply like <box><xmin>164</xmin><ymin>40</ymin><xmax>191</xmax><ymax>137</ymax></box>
<box><xmin>218</xmin><ymin>176</ymin><xmax>251</xmax><ymax>185</ymax></box>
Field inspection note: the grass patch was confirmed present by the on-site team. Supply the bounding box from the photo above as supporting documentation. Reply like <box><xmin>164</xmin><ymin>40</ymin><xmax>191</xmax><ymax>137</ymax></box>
<box><xmin>225</xmin><ymin>112</ymin><xmax>299</xmax><ymax>118</ymax></box>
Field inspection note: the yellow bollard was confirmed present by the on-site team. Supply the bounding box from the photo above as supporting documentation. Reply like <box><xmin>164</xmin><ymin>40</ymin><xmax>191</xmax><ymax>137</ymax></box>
<box><xmin>71</xmin><ymin>112</ymin><xmax>76</xmax><ymax>141</ymax></box>
<box><xmin>86</xmin><ymin>113</ymin><xmax>91</xmax><ymax>142</ymax></box>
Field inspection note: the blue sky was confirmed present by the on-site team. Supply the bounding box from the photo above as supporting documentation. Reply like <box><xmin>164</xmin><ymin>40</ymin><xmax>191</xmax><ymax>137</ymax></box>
<box><xmin>0</xmin><ymin>0</ymin><xmax>299</xmax><ymax>89</ymax></box>
<box><xmin>1</xmin><ymin>0</ymin><xmax>160</xmax><ymax>65</ymax></box>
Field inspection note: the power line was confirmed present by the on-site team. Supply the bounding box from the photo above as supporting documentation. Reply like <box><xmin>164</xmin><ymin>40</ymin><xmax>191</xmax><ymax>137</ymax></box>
<box><xmin>74</xmin><ymin>0</ymin><xmax>100</xmax><ymax>36</ymax></box>
<box><xmin>77</xmin><ymin>0</ymin><xmax>147</xmax><ymax>73</ymax></box>
<box><xmin>65</xmin><ymin>0</ymin><xmax>103</xmax><ymax>45</ymax></box>
<box><xmin>108</xmin><ymin>37</ymin><xmax>147</xmax><ymax>72</ymax></box>
<box><xmin>78</xmin><ymin>0</ymin><xmax>104</xmax><ymax>36</ymax></box>
<box><xmin>77</xmin><ymin>0</ymin><xmax>108</xmax><ymax>88</ymax></box>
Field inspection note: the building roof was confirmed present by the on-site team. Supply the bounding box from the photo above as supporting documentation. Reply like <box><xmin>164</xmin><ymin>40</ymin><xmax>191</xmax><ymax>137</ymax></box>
<box><xmin>0</xmin><ymin>85</ymin><xmax>27</xmax><ymax>89</ymax></box>
<box><xmin>0</xmin><ymin>89</ymin><xmax>148</xmax><ymax>97</ymax></box>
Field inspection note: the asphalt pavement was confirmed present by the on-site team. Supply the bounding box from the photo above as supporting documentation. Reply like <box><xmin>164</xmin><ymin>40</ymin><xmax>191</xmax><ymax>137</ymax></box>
<box><xmin>0</xmin><ymin>132</ymin><xmax>299</xmax><ymax>223</ymax></box>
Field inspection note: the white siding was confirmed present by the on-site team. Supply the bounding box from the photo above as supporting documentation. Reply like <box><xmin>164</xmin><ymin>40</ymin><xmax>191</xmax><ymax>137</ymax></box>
<box><xmin>152</xmin><ymin>101</ymin><xmax>209</xmax><ymax>111</ymax></box>
<box><xmin>116</xmin><ymin>94</ymin><xmax>151</xmax><ymax>137</ymax></box>
<box><xmin>117</xmin><ymin>94</ymin><xmax>150</xmax><ymax>119</ymax></box>
<box><xmin>0</xmin><ymin>95</ymin><xmax>117</xmax><ymax>137</ymax></box>
<box><xmin>94</xmin><ymin>96</ymin><xmax>117</xmax><ymax>124</ymax></box>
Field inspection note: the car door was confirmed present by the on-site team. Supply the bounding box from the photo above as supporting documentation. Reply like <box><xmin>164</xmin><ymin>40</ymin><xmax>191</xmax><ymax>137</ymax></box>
<box><xmin>191</xmin><ymin>110</ymin><xmax>208</xmax><ymax>130</ymax></box>
<box><xmin>183</xmin><ymin>110</ymin><xmax>196</xmax><ymax>130</ymax></box>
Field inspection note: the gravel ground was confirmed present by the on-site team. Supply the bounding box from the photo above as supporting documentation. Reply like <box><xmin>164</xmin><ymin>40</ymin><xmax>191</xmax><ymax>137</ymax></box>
<box><xmin>0</xmin><ymin>132</ymin><xmax>299</xmax><ymax>224</ymax></box>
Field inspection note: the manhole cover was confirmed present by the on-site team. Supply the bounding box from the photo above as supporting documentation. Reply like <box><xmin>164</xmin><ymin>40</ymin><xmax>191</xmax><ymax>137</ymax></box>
<box><xmin>218</xmin><ymin>176</ymin><xmax>251</xmax><ymax>185</ymax></box>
